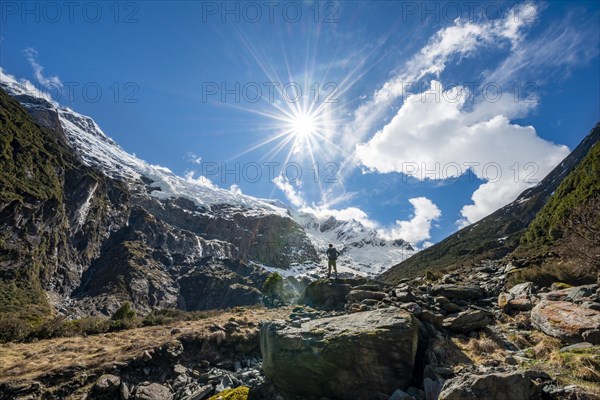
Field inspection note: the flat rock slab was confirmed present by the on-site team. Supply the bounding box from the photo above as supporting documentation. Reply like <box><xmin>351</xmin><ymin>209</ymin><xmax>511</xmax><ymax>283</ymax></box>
<box><xmin>531</xmin><ymin>301</ymin><xmax>600</xmax><ymax>343</ymax></box>
<box><xmin>442</xmin><ymin>310</ymin><xmax>492</xmax><ymax>333</ymax></box>
<box><xmin>347</xmin><ymin>289</ymin><xmax>387</xmax><ymax>302</ymax></box>
<box><xmin>432</xmin><ymin>284</ymin><xmax>484</xmax><ymax>300</ymax></box>
<box><xmin>439</xmin><ymin>371</ymin><xmax>545</xmax><ymax>400</ymax></box>
<box><xmin>260</xmin><ymin>307</ymin><xmax>418</xmax><ymax>400</ymax></box>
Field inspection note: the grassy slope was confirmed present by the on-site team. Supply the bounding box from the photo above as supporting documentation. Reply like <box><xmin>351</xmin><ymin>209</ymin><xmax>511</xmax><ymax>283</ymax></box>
<box><xmin>380</xmin><ymin>122</ymin><xmax>600</xmax><ymax>284</ymax></box>
<box><xmin>506</xmin><ymin>139</ymin><xmax>600</xmax><ymax>286</ymax></box>
<box><xmin>0</xmin><ymin>307</ymin><xmax>290</xmax><ymax>384</ymax></box>
<box><xmin>520</xmin><ymin>142</ymin><xmax>600</xmax><ymax>247</ymax></box>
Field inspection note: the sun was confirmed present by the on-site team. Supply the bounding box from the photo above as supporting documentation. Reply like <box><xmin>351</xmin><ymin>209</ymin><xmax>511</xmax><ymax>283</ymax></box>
<box><xmin>290</xmin><ymin>112</ymin><xmax>317</xmax><ymax>139</ymax></box>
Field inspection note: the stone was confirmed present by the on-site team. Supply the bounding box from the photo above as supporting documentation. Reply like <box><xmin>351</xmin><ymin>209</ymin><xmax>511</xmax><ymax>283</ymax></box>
<box><xmin>162</xmin><ymin>340</ymin><xmax>184</xmax><ymax>359</ymax></box>
<box><xmin>90</xmin><ymin>374</ymin><xmax>121</xmax><ymax>398</ymax></box>
<box><xmin>559</xmin><ymin>342</ymin><xmax>594</xmax><ymax>352</ymax></box>
<box><xmin>183</xmin><ymin>384</ymin><xmax>213</xmax><ymax>400</ymax></box>
<box><xmin>407</xmin><ymin>387</ymin><xmax>425</xmax><ymax>400</ymax></box>
<box><xmin>400</xmin><ymin>302</ymin><xmax>423</xmax><ymax>316</ymax></box>
<box><xmin>439</xmin><ymin>371</ymin><xmax>543</xmax><ymax>400</ymax></box>
<box><xmin>134</xmin><ymin>383</ymin><xmax>173</xmax><ymax>400</ymax></box>
<box><xmin>432</xmin><ymin>285</ymin><xmax>484</xmax><ymax>300</ymax></box>
<box><xmin>581</xmin><ymin>301</ymin><xmax>600</xmax><ymax>311</ymax></box>
<box><xmin>120</xmin><ymin>382</ymin><xmax>130</xmax><ymax>400</ymax></box>
<box><xmin>424</xmin><ymin>377</ymin><xmax>443</xmax><ymax>400</ymax></box>
<box><xmin>395</xmin><ymin>290</ymin><xmax>415</xmax><ymax>303</ymax></box>
<box><xmin>531</xmin><ymin>301</ymin><xmax>600</xmax><ymax>343</ymax></box>
<box><xmin>508</xmin><ymin>282</ymin><xmax>533</xmax><ymax>298</ymax></box>
<box><xmin>441</xmin><ymin>303</ymin><xmax>464</xmax><ymax>313</ymax></box>
<box><xmin>174</xmin><ymin>364</ymin><xmax>188</xmax><ymax>375</ymax></box>
<box><xmin>499</xmin><ymin>282</ymin><xmax>535</xmax><ymax>312</ymax></box>
<box><xmin>390</xmin><ymin>389</ymin><xmax>415</xmax><ymax>400</ymax></box>
<box><xmin>420</xmin><ymin>310</ymin><xmax>445</xmax><ymax>326</ymax></box>
<box><xmin>442</xmin><ymin>310</ymin><xmax>492</xmax><ymax>333</ymax></box>
<box><xmin>141</xmin><ymin>350</ymin><xmax>153</xmax><ymax>362</ymax></box>
<box><xmin>347</xmin><ymin>289</ymin><xmax>387</xmax><ymax>302</ymax></box>
<box><xmin>566</xmin><ymin>284</ymin><xmax>598</xmax><ymax>302</ymax></box>
<box><xmin>261</xmin><ymin>307</ymin><xmax>418</xmax><ymax>400</ymax></box>
<box><xmin>582</xmin><ymin>329</ymin><xmax>600</xmax><ymax>344</ymax></box>
<box><xmin>507</xmin><ymin>297</ymin><xmax>534</xmax><ymax>311</ymax></box>
<box><xmin>299</xmin><ymin>279</ymin><xmax>355</xmax><ymax>310</ymax></box>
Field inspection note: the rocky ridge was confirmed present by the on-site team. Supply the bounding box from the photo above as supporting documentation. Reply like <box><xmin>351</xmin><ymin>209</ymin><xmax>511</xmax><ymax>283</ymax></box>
<box><xmin>0</xmin><ymin>82</ymin><xmax>318</xmax><ymax>321</ymax></box>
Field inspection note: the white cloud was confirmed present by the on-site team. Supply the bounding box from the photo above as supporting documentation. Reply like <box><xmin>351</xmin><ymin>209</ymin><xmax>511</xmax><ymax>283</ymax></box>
<box><xmin>230</xmin><ymin>184</ymin><xmax>242</xmax><ymax>195</ymax></box>
<box><xmin>343</xmin><ymin>2</ymin><xmax>538</xmax><ymax>147</ymax></box>
<box><xmin>23</xmin><ymin>48</ymin><xmax>62</xmax><ymax>90</ymax></box>
<box><xmin>303</xmin><ymin>197</ymin><xmax>441</xmax><ymax>245</ymax></box>
<box><xmin>273</xmin><ymin>175</ymin><xmax>305</xmax><ymax>208</ymax></box>
<box><xmin>185</xmin><ymin>152</ymin><xmax>202</xmax><ymax>164</ymax></box>
<box><xmin>484</xmin><ymin>10</ymin><xmax>600</xmax><ymax>85</ymax></box>
<box><xmin>300</xmin><ymin>206</ymin><xmax>377</xmax><ymax>229</ymax></box>
<box><xmin>381</xmin><ymin>197</ymin><xmax>441</xmax><ymax>243</ymax></box>
<box><xmin>356</xmin><ymin>81</ymin><xmax>570</xmax><ymax>225</ymax></box>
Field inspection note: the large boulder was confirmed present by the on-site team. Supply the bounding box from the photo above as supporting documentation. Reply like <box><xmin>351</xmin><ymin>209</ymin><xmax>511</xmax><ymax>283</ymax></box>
<box><xmin>431</xmin><ymin>285</ymin><xmax>484</xmax><ymax>300</ymax></box>
<box><xmin>531</xmin><ymin>301</ymin><xmax>600</xmax><ymax>343</ymax></box>
<box><xmin>260</xmin><ymin>307</ymin><xmax>418</xmax><ymax>399</ymax></box>
<box><xmin>299</xmin><ymin>278</ymin><xmax>366</xmax><ymax>310</ymax></box>
<box><xmin>439</xmin><ymin>371</ymin><xmax>545</xmax><ymax>400</ymax></box>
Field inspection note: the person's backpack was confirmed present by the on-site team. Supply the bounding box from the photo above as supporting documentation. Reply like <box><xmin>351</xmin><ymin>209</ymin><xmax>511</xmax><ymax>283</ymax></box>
<box><xmin>327</xmin><ymin>247</ymin><xmax>338</xmax><ymax>260</ymax></box>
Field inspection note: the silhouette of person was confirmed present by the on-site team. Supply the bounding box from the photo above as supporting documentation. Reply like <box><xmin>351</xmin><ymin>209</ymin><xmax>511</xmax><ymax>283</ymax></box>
<box><xmin>326</xmin><ymin>243</ymin><xmax>340</xmax><ymax>279</ymax></box>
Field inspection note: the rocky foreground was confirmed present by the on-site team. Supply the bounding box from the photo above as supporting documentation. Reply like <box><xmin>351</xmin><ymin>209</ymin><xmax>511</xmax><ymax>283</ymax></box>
<box><xmin>1</xmin><ymin>262</ymin><xmax>599</xmax><ymax>400</ymax></box>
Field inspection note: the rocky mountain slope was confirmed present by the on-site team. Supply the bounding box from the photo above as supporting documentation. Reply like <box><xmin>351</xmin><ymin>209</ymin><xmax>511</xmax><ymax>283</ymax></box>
<box><xmin>2</xmin><ymin>262</ymin><xmax>599</xmax><ymax>399</ymax></box>
<box><xmin>0</xmin><ymin>77</ymin><xmax>319</xmax><ymax>324</ymax></box>
<box><xmin>380</xmin><ymin>122</ymin><xmax>600</xmax><ymax>283</ymax></box>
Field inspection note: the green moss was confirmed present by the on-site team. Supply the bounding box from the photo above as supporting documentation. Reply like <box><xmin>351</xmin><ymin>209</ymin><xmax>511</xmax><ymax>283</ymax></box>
<box><xmin>0</xmin><ymin>88</ymin><xmax>76</xmax><ymax>337</ymax></box>
<box><xmin>207</xmin><ymin>386</ymin><xmax>249</xmax><ymax>400</ymax></box>
<box><xmin>0</xmin><ymin>90</ymin><xmax>71</xmax><ymax>202</ymax></box>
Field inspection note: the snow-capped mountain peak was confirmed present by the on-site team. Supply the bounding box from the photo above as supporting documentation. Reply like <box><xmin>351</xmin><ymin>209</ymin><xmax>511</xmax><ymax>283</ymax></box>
<box><xmin>291</xmin><ymin>210</ymin><xmax>415</xmax><ymax>276</ymax></box>
<box><xmin>0</xmin><ymin>70</ymin><xmax>286</xmax><ymax>216</ymax></box>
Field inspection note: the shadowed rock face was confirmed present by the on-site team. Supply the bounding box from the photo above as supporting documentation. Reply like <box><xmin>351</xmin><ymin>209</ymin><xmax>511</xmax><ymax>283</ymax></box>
<box><xmin>260</xmin><ymin>307</ymin><xmax>419</xmax><ymax>400</ymax></box>
<box><xmin>298</xmin><ymin>278</ymin><xmax>369</xmax><ymax>310</ymax></box>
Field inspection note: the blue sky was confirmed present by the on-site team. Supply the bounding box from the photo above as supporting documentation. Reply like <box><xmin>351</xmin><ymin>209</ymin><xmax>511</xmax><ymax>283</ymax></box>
<box><xmin>1</xmin><ymin>1</ymin><xmax>599</xmax><ymax>246</ymax></box>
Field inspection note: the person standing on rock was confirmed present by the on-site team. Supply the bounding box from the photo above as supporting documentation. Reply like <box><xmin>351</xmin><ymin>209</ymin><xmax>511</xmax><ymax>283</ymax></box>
<box><xmin>326</xmin><ymin>244</ymin><xmax>340</xmax><ymax>279</ymax></box>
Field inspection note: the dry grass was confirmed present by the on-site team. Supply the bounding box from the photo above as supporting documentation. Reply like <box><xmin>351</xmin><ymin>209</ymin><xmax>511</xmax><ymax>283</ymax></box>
<box><xmin>515</xmin><ymin>331</ymin><xmax>600</xmax><ymax>396</ymax></box>
<box><xmin>0</xmin><ymin>306</ymin><xmax>292</xmax><ymax>384</ymax></box>
<box><xmin>466</xmin><ymin>335</ymin><xmax>500</xmax><ymax>355</ymax></box>
<box><xmin>453</xmin><ymin>332</ymin><xmax>505</xmax><ymax>365</ymax></box>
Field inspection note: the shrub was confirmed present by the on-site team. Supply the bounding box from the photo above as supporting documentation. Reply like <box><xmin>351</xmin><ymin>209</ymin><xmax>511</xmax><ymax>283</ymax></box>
<box><xmin>142</xmin><ymin>308</ymin><xmax>187</xmax><ymax>326</ymax></box>
<box><xmin>262</xmin><ymin>272</ymin><xmax>284</xmax><ymax>307</ymax></box>
<box><xmin>110</xmin><ymin>302</ymin><xmax>139</xmax><ymax>330</ymax></box>
<box><xmin>111</xmin><ymin>302</ymin><xmax>136</xmax><ymax>321</ymax></box>
<box><xmin>35</xmin><ymin>316</ymin><xmax>69</xmax><ymax>339</ymax></box>
<box><xmin>0</xmin><ymin>314</ymin><xmax>31</xmax><ymax>342</ymax></box>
